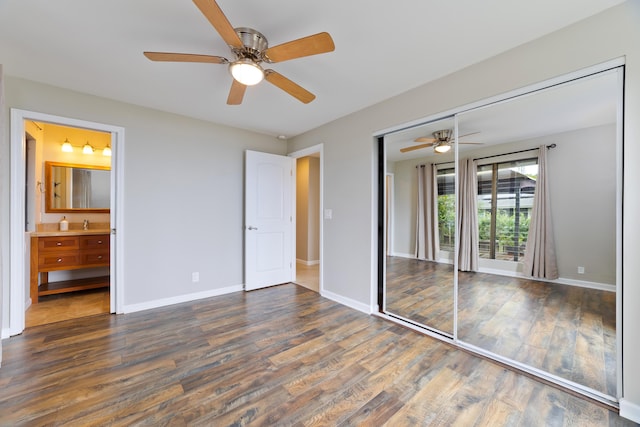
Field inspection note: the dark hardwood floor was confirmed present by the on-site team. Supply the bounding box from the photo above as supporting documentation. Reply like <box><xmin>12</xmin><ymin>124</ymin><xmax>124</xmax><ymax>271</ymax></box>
<box><xmin>385</xmin><ymin>256</ymin><xmax>617</xmax><ymax>398</ymax></box>
<box><xmin>1</xmin><ymin>284</ymin><xmax>635</xmax><ymax>426</ymax></box>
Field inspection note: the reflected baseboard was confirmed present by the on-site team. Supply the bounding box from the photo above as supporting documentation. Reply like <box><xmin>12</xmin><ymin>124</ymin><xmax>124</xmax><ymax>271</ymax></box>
<box><xmin>387</xmin><ymin>254</ymin><xmax>615</xmax><ymax>292</ymax></box>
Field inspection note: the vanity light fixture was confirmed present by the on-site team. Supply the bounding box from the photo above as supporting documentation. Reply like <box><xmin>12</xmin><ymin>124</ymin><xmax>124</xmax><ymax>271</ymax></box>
<box><xmin>82</xmin><ymin>142</ymin><xmax>95</xmax><ymax>154</ymax></box>
<box><xmin>61</xmin><ymin>138</ymin><xmax>73</xmax><ymax>153</ymax></box>
<box><xmin>102</xmin><ymin>144</ymin><xmax>112</xmax><ymax>157</ymax></box>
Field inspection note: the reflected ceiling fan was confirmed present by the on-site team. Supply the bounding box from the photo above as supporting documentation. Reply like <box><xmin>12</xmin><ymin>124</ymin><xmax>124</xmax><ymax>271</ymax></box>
<box><xmin>144</xmin><ymin>0</ymin><xmax>335</xmax><ymax>105</ymax></box>
<box><xmin>400</xmin><ymin>129</ymin><xmax>482</xmax><ymax>154</ymax></box>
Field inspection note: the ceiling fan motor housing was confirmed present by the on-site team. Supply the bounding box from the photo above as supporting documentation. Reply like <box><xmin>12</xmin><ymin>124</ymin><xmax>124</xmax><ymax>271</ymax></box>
<box><xmin>234</xmin><ymin>27</ymin><xmax>268</xmax><ymax>61</ymax></box>
<box><xmin>434</xmin><ymin>129</ymin><xmax>453</xmax><ymax>142</ymax></box>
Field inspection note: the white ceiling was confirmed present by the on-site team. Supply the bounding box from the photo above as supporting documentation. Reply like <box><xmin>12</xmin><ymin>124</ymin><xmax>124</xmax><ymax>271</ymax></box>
<box><xmin>0</xmin><ymin>0</ymin><xmax>626</xmax><ymax>138</ymax></box>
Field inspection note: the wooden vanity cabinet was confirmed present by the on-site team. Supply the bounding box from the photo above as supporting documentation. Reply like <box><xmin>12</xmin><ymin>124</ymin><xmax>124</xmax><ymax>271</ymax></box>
<box><xmin>30</xmin><ymin>233</ymin><xmax>110</xmax><ymax>303</ymax></box>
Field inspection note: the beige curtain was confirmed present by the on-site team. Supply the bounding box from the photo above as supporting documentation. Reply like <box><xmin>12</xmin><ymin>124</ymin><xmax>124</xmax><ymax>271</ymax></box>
<box><xmin>458</xmin><ymin>158</ymin><xmax>479</xmax><ymax>271</ymax></box>
<box><xmin>415</xmin><ymin>164</ymin><xmax>439</xmax><ymax>260</ymax></box>
<box><xmin>523</xmin><ymin>145</ymin><xmax>559</xmax><ymax>279</ymax></box>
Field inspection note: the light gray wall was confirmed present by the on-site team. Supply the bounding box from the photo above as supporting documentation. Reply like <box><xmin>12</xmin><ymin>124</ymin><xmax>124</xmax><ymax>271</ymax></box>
<box><xmin>288</xmin><ymin>1</ymin><xmax>640</xmax><ymax>411</ymax></box>
<box><xmin>549</xmin><ymin>125</ymin><xmax>616</xmax><ymax>284</ymax></box>
<box><xmin>1</xmin><ymin>76</ymin><xmax>286</xmax><ymax>316</ymax></box>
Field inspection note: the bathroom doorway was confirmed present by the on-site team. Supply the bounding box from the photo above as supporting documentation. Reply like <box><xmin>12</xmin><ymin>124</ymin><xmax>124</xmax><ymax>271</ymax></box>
<box><xmin>8</xmin><ymin>109</ymin><xmax>124</xmax><ymax>337</ymax></box>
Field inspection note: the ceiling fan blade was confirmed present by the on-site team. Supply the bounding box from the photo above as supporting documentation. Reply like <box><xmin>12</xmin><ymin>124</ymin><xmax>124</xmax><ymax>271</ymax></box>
<box><xmin>459</xmin><ymin>131</ymin><xmax>480</xmax><ymax>139</ymax></box>
<box><xmin>264</xmin><ymin>70</ymin><xmax>316</xmax><ymax>103</ymax></box>
<box><xmin>400</xmin><ymin>142</ymin><xmax>435</xmax><ymax>153</ymax></box>
<box><xmin>459</xmin><ymin>141</ymin><xmax>483</xmax><ymax>145</ymax></box>
<box><xmin>192</xmin><ymin>0</ymin><xmax>243</xmax><ymax>49</ymax></box>
<box><xmin>264</xmin><ymin>32</ymin><xmax>335</xmax><ymax>63</ymax></box>
<box><xmin>144</xmin><ymin>52</ymin><xmax>227</xmax><ymax>64</ymax></box>
<box><xmin>414</xmin><ymin>137</ymin><xmax>436</xmax><ymax>143</ymax></box>
<box><xmin>227</xmin><ymin>79</ymin><xmax>246</xmax><ymax>105</ymax></box>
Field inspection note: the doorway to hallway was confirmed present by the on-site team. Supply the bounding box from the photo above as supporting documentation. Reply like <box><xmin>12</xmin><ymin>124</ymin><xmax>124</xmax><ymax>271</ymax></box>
<box><xmin>291</xmin><ymin>145</ymin><xmax>323</xmax><ymax>293</ymax></box>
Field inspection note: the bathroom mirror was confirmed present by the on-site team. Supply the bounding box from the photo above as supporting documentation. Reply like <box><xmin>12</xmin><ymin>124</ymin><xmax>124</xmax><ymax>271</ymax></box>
<box><xmin>45</xmin><ymin>161</ymin><xmax>110</xmax><ymax>212</ymax></box>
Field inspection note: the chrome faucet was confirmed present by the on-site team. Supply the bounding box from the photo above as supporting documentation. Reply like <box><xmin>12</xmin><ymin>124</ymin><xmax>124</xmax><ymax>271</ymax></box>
<box><xmin>83</xmin><ymin>219</ymin><xmax>89</xmax><ymax>230</ymax></box>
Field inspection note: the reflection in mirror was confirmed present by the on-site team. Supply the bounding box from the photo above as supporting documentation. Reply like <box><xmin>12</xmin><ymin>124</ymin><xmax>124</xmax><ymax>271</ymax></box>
<box><xmin>383</xmin><ymin>117</ymin><xmax>456</xmax><ymax>336</ymax></box>
<box><xmin>455</xmin><ymin>68</ymin><xmax>620</xmax><ymax>398</ymax></box>
<box><xmin>45</xmin><ymin>161</ymin><xmax>111</xmax><ymax>212</ymax></box>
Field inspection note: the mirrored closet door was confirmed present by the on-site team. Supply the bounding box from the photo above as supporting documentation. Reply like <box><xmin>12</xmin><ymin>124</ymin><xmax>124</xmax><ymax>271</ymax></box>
<box><xmin>383</xmin><ymin>116</ymin><xmax>456</xmax><ymax>337</ymax></box>
<box><xmin>380</xmin><ymin>66</ymin><xmax>622</xmax><ymax>401</ymax></box>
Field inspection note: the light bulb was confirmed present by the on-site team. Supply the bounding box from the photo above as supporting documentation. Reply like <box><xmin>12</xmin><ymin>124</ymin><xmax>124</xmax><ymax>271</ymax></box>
<box><xmin>83</xmin><ymin>142</ymin><xmax>94</xmax><ymax>154</ymax></box>
<box><xmin>61</xmin><ymin>139</ymin><xmax>73</xmax><ymax>152</ymax></box>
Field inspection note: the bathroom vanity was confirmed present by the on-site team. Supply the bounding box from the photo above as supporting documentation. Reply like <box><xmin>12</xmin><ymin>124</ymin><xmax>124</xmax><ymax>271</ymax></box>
<box><xmin>30</xmin><ymin>230</ymin><xmax>110</xmax><ymax>304</ymax></box>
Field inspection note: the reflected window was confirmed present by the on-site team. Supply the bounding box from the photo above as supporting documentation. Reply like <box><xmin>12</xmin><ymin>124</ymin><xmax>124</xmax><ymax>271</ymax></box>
<box><xmin>477</xmin><ymin>158</ymin><xmax>537</xmax><ymax>261</ymax></box>
<box><xmin>436</xmin><ymin>167</ymin><xmax>455</xmax><ymax>252</ymax></box>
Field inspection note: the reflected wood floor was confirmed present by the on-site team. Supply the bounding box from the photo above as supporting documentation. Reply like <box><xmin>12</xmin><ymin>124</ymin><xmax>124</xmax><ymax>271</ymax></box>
<box><xmin>386</xmin><ymin>256</ymin><xmax>617</xmax><ymax>398</ymax></box>
<box><xmin>2</xmin><ymin>284</ymin><xmax>635</xmax><ymax>426</ymax></box>
<box><xmin>385</xmin><ymin>257</ymin><xmax>455</xmax><ymax>334</ymax></box>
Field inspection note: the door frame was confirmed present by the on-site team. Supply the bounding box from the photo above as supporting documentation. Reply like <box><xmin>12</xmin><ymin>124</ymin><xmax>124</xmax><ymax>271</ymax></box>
<box><xmin>289</xmin><ymin>144</ymin><xmax>324</xmax><ymax>294</ymax></box>
<box><xmin>7</xmin><ymin>109</ymin><xmax>125</xmax><ymax>337</ymax></box>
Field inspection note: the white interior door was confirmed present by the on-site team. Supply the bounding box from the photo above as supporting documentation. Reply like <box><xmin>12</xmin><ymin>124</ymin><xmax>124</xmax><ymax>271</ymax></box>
<box><xmin>245</xmin><ymin>150</ymin><xmax>294</xmax><ymax>291</ymax></box>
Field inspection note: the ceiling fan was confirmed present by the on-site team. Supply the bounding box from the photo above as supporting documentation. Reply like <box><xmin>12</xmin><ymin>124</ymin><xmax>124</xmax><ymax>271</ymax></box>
<box><xmin>143</xmin><ymin>0</ymin><xmax>335</xmax><ymax>105</ymax></box>
<box><xmin>400</xmin><ymin>129</ymin><xmax>482</xmax><ymax>154</ymax></box>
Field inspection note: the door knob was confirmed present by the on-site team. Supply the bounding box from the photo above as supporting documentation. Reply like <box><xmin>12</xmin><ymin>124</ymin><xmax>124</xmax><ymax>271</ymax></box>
<box><xmin>247</xmin><ymin>226</ymin><xmax>258</xmax><ymax>230</ymax></box>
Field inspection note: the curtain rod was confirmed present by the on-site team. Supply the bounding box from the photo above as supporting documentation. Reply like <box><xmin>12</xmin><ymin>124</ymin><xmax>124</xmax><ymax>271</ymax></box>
<box><xmin>427</xmin><ymin>143</ymin><xmax>557</xmax><ymax>167</ymax></box>
<box><xmin>474</xmin><ymin>143</ymin><xmax>556</xmax><ymax>161</ymax></box>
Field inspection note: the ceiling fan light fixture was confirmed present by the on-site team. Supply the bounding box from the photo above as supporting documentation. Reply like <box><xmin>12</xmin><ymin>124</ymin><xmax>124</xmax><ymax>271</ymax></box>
<box><xmin>434</xmin><ymin>142</ymin><xmax>451</xmax><ymax>154</ymax></box>
<box><xmin>230</xmin><ymin>59</ymin><xmax>264</xmax><ymax>86</ymax></box>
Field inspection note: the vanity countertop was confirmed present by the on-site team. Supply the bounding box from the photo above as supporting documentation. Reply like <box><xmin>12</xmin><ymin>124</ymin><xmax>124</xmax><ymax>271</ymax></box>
<box><xmin>33</xmin><ymin>222</ymin><xmax>110</xmax><ymax>237</ymax></box>
<box><xmin>31</xmin><ymin>229</ymin><xmax>111</xmax><ymax>237</ymax></box>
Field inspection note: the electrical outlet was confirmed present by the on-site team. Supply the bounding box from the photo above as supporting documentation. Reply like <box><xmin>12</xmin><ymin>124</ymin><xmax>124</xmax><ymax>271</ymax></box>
<box><xmin>577</xmin><ymin>266</ymin><xmax>585</xmax><ymax>274</ymax></box>
<box><xmin>192</xmin><ymin>272</ymin><xmax>200</xmax><ymax>283</ymax></box>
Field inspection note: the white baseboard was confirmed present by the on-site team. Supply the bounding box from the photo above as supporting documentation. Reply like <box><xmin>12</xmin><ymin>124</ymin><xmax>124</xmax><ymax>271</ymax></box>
<box><xmin>122</xmin><ymin>284</ymin><xmax>243</xmax><ymax>314</ymax></box>
<box><xmin>296</xmin><ymin>259</ymin><xmax>320</xmax><ymax>266</ymax></box>
<box><xmin>477</xmin><ymin>267</ymin><xmax>615</xmax><ymax>292</ymax></box>
<box><xmin>620</xmin><ymin>399</ymin><xmax>640</xmax><ymax>423</ymax></box>
<box><xmin>390</xmin><ymin>252</ymin><xmax>414</xmax><ymax>259</ymax></box>
<box><xmin>321</xmin><ymin>289</ymin><xmax>371</xmax><ymax>314</ymax></box>
<box><xmin>555</xmin><ymin>277</ymin><xmax>616</xmax><ymax>292</ymax></box>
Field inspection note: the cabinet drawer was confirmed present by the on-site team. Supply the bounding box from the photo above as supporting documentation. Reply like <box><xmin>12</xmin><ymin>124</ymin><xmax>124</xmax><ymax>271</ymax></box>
<box><xmin>80</xmin><ymin>235</ymin><xmax>110</xmax><ymax>250</ymax></box>
<box><xmin>38</xmin><ymin>253</ymin><xmax>81</xmax><ymax>268</ymax></box>
<box><xmin>82</xmin><ymin>251</ymin><xmax>110</xmax><ymax>265</ymax></box>
<box><xmin>38</xmin><ymin>236</ymin><xmax>79</xmax><ymax>251</ymax></box>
